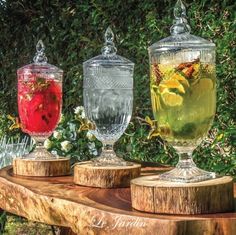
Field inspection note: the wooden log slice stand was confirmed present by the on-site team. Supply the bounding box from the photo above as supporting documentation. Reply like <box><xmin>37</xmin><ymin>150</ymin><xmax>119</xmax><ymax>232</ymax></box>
<box><xmin>13</xmin><ymin>157</ymin><xmax>70</xmax><ymax>177</ymax></box>
<box><xmin>131</xmin><ymin>175</ymin><xmax>234</xmax><ymax>215</ymax></box>
<box><xmin>74</xmin><ymin>161</ymin><xmax>141</xmax><ymax>188</ymax></box>
<box><xmin>0</xmin><ymin>165</ymin><xmax>235</xmax><ymax>235</ymax></box>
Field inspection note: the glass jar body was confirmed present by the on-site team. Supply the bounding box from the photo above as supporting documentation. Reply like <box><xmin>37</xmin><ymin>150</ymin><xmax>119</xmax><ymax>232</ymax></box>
<box><xmin>149</xmin><ymin>47</ymin><xmax>216</xmax><ymax>148</ymax></box>
<box><xmin>148</xmin><ymin>46</ymin><xmax>217</xmax><ymax>182</ymax></box>
<box><xmin>83</xmin><ymin>64</ymin><xmax>134</xmax><ymax>166</ymax></box>
<box><xmin>17</xmin><ymin>67</ymin><xmax>62</xmax><ymax>138</ymax></box>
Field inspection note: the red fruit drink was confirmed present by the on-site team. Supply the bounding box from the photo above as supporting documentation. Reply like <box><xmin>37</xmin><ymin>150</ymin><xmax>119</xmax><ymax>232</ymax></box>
<box><xmin>18</xmin><ymin>72</ymin><xmax>62</xmax><ymax>136</ymax></box>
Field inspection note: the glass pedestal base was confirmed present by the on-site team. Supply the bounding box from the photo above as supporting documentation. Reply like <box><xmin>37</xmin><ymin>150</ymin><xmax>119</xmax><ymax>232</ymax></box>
<box><xmin>91</xmin><ymin>143</ymin><xmax>133</xmax><ymax>167</ymax></box>
<box><xmin>23</xmin><ymin>148</ymin><xmax>58</xmax><ymax>160</ymax></box>
<box><xmin>159</xmin><ymin>147</ymin><xmax>216</xmax><ymax>183</ymax></box>
<box><xmin>22</xmin><ymin>137</ymin><xmax>58</xmax><ymax>160</ymax></box>
<box><xmin>159</xmin><ymin>165</ymin><xmax>216</xmax><ymax>183</ymax></box>
<box><xmin>91</xmin><ymin>155</ymin><xmax>133</xmax><ymax>167</ymax></box>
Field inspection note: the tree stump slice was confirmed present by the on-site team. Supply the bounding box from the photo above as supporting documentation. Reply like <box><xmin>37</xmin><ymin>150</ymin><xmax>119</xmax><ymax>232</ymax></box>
<box><xmin>13</xmin><ymin>158</ymin><xmax>71</xmax><ymax>177</ymax></box>
<box><xmin>131</xmin><ymin>175</ymin><xmax>234</xmax><ymax>215</ymax></box>
<box><xmin>0</xmin><ymin>165</ymin><xmax>235</xmax><ymax>235</ymax></box>
<box><xmin>74</xmin><ymin>161</ymin><xmax>141</xmax><ymax>188</ymax></box>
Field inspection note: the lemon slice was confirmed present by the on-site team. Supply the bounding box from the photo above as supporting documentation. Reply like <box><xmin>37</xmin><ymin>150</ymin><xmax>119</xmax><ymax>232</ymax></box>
<box><xmin>193</xmin><ymin>78</ymin><xmax>214</xmax><ymax>92</ymax></box>
<box><xmin>199</xmin><ymin>78</ymin><xmax>214</xmax><ymax>90</ymax></box>
<box><xmin>191</xmin><ymin>78</ymin><xmax>214</xmax><ymax>100</ymax></box>
<box><xmin>159</xmin><ymin>79</ymin><xmax>185</xmax><ymax>94</ymax></box>
<box><xmin>161</xmin><ymin>90</ymin><xmax>183</xmax><ymax>106</ymax></box>
<box><xmin>171</xmin><ymin>73</ymin><xmax>190</xmax><ymax>87</ymax></box>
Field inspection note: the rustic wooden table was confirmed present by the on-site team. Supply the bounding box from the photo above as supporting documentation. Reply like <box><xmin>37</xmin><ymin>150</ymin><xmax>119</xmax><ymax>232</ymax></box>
<box><xmin>0</xmin><ymin>165</ymin><xmax>235</xmax><ymax>235</ymax></box>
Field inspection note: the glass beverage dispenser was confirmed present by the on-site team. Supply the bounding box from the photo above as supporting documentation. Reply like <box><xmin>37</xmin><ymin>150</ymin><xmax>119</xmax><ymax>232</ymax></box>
<box><xmin>148</xmin><ymin>0</ymin><xmax>216</xmax><ymax>182</ymax></box>
<box><xmin>17</xmin><ymin>40</ymin><xmax>63</xmax><ymax>159</ymax></box>
<box><xmin>83</xmin><ymin>27</ymin><xmax>134</xmax><ymax>166</ymax></box>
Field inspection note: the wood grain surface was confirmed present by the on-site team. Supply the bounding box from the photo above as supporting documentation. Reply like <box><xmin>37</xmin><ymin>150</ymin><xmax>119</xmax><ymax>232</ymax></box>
<box><xmin>74</xmin><ymin>161</ymin><xmax>141</xmax><ymax>188</ymax></box>
<box><xmin>131</xmin><ymin>175</ymin><xmax>234</xmax><ymax>214</ymax></box>
<box><xmin>13</xmin><ymin>158</ymin><xmax>70</xmax><ymax>177</ymax></box>
<box><xmin>0</xmin><ymin>165</ymin><xmax>235</xmax><ymax>235</ymax></box>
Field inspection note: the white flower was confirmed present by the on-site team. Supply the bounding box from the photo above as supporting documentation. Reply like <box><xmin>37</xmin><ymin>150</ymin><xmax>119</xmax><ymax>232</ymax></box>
<box><xmin>80</xmin><ymin>110</ymin><xmax>86</xmax><ymax>119</ymax></box>
<box><xmin>88</xmin><ymin>142</ymin><xmax>98</xmax><ymax>156</ymax></box>
<box><xmin>74</xmin><ymin>106</ymin><xmax>84</xmax><ymax>115</ymax></box>
<box><xmin>86</xmin><ymin>132</ymin><xmax>95</xmax><ymax>141</ymax></box>
<box><xmin>44</xmin><ymin>139</ymin><xmax>52</xmax><ymax>149</ymax></box>
<box><xmin>53</xmin><ymin>131</ymin><xmax>62</xmax><ymax>140</ymax></box>
<box><xmin>51</xmin><ymin>150</ymin><xmax>58</xmax><ymax>155</ymax></box>
<box><xmin>74</xmin><ymin>106</ymin><xmax>86</xmax><ymax>119</ymax></box>
<box><xmin>60</xmin><ymin>140</ymin><xmax>72</xmax><ymax>152</ymax></box>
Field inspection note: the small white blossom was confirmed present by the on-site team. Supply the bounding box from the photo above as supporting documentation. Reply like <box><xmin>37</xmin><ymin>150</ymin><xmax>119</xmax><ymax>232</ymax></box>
<box><xmin>80</xmin><ymin>110</ymin><xmax>86</xmax><ymax>119</ymax></box>
<box><xmin>74</xmin><ymin>106</ymin><xmax>84</xmax><ymax>115</ymax></box>
<box><xmin>74</xmin><ymin>106</ymin><xmax>86</xmax><ymax>119</ymax></box>
<box><xmin>88</xmin><ymin>142</ymin><xmax>98</xmax><ymax>156</ymax></box>
<box><xmin>60</xmin><ymin>140</ymin><xmax>72</xmax><ymax>152</ymax></box>
<box><xmin>44</xmin><ymin>139</ymin><xmax>52</xmax><ymax>149</ymax></box>
<box><xmin>53</xmin><ymin>131</ymin><xmax>62</xmax><ymax>140</ymax></box>
<box><xmin>86</xmin><ymin>132</ymin><xmax>95</xmax><ymax>141</ymax></box>
<box><xmin>51</xmin><ymin>150</ymin><xmax>58</xmax><ymax>155</ymax></box>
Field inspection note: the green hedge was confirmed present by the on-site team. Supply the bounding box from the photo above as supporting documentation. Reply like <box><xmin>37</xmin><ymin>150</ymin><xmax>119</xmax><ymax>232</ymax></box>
<box><xmin>0</xmin><ymin>0</ymin><xmax>235</xmax><ymax>175</ymax></box>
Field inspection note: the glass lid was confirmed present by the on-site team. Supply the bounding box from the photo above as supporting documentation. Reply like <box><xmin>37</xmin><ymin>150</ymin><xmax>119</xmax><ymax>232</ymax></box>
<box><xmin>83</xmin><ymin>27</ymin><xmax>134</xmax><ymax>67</ymax></box>
<box><xmin>149</xmin><ymin>0</ymin><xmax>215</xmax><ymax>52</ymax></box>
<box><xmin>17</xmin><ymin>40</ymin><xmax>63</xmax><ymax>74</ymax></box>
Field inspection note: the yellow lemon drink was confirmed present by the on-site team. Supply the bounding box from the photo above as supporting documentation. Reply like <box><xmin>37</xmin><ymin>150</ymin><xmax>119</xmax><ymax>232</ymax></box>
<box><xmin>150</xmin><ymin>58</ymin><xmax>216</xmax><ymax>148</ymax></box>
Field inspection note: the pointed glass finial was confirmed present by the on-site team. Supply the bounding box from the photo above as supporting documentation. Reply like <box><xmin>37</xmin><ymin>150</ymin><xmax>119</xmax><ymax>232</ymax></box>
<box><xmin>33</xmin><ymin>40</ymin><xmax>48</xmax><ymax>64</ymax></box>
<box><xmin>170</xmin><ymin>0</ymin><xmax>191</xmax><ymax>35</ymax></box>
<box><xmin>101</xmin><ymin>27</ymin><xmax>117</xmax><ymax>55</ymax></box>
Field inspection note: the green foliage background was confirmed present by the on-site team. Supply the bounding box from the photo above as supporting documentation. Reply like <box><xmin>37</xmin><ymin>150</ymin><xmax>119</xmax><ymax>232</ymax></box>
<box><xmin>0</xmin><ymin>0</ymin><xmax>235</xmax><ymax>175</ymax></box>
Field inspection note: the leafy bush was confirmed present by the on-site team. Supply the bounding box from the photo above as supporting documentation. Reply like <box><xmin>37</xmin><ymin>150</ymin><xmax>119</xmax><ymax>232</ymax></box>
<box><xmin>46</xmin><ymin>106</ymin><xmax>102</xmax><ymax>164</ymax></box>
<box><xmin>0</xmin><ymin>0</ymin><xmax>235</xmax><ymax>175</ymax></box>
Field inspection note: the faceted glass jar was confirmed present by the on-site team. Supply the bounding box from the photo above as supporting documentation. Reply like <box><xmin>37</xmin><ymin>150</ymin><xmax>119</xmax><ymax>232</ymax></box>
<box><xmin>18</xmin><ymin>64</ymin><xmax>63</xmax><ymax>136</ymax></box>
<box><xmin>83</xmin><ymin>27</ymin><xmax>134</xmax><ymax>166</ymax></box>
<box><xmin>17</xmin><ymin>40</ymin><xmax>63</xmax><ymax>159</ymax></box>
<box><xmin>148</xmin><ymin>0</ymin><xmax>216</xmax><ymax>182</ymax></box>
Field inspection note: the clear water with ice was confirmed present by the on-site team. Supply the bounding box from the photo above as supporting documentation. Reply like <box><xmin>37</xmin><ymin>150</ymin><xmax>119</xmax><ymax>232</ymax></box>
<box><xmin>84</xmin><ymin>88</ymin><xmax>133</xmax><ymax>143</ymax></box>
